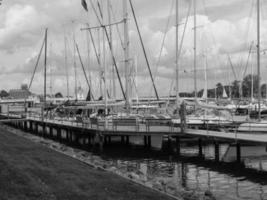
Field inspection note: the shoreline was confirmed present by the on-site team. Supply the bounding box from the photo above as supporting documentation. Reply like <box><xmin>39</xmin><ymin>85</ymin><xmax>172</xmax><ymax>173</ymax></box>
<box><xmin>1</xmin><ymin>124</ymin><xmax>212</xmax><ymax>200</ymax></box>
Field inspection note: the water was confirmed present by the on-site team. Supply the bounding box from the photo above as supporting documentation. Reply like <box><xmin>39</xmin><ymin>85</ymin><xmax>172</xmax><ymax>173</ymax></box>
<box><xmin>88</xmin><ymin>136</ymin><xmax>267</xmax><ymax>200</ymax></box>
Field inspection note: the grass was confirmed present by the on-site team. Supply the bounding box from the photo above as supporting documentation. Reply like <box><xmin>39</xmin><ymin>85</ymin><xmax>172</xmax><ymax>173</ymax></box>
<box><xmin>0</xmin><ymin>126</ymin><xmax>176</xmax><ymax>200</ymax></box>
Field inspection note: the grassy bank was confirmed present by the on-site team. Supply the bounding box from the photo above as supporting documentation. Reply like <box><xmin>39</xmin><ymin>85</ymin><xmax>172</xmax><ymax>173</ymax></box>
<box><xmin>0</xmin><ymin>125</ymin><xmax>176</xmax><ymax>200</ymax></box>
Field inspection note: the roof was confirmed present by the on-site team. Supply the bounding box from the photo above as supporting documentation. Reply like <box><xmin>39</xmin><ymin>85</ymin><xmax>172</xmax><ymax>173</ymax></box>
<box><xmin>9</xmin><ymin>89</ymin><xmax>32</xmax><ymax>99</ymax></box>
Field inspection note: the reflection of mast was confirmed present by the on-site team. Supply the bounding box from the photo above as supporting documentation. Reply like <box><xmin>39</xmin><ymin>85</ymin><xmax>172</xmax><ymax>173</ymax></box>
<box><xmin>181</xmin><ymin>162</ymin><xmax>187</xmax><ymax>188</ymax></box>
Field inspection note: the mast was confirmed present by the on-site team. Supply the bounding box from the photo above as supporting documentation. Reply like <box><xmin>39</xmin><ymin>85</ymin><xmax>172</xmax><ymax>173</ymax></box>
<box><xmin>64</xmin><ymin>32</ymin><xmax>70</xmax><ymax>99</ymax></box>
<box><xmin>175</xmin><ymin>0</ymin><xmax>180</xmax><ymax>111</ymax></box>
<box><xmin>102</xmin><ymin>0</ymin><xmax>108</xmax><ymax>116</ymax></box>
<box><xmin>98</xmin><ymin>28</ymin><xmax>103</xmax><ymax>97</ymax></box>
<box><xmin>73</xmin><ymin>33</ymin><xmax>78</xmax><ymax>100</ymax></box>
<box><xmin>193</xmin><ymin>0</ymin><xmax>197</xmax><ymax>101</ymax></box>
<box><xmin>49</xmin><ymin>43</ymin><xmax>53</xmax><ymax>97</ymax></box>
<box><xmin>251</xmin><ymin>62</ymin><xmax>254</xmax><ymax>102</ymax></box>
<box><xmin>108</xmin><ymin>0</ymin><xmax>116</xmax><ymax>99</ymax></box>
<box><xmin>257</xmin><ymin>0</ymin><xmax>261</xmax><ymax>120</ymax></box>
<box><xmin>203</xmin><ymin>55</ymin><xmax>208</xmax><ymax>102</ymax></box>
<box><xmin>44</xmin><ymin>28</ymin><xmax>48</xmax><ymax>108</ymax></box>
<box><xmin>123</xmin><ymin>0</ymin><xmax>130</xmax><ymax>112</ymax></box>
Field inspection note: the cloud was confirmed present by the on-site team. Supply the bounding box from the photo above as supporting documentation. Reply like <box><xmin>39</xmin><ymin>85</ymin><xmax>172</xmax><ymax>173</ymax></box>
<box><xmin>0</xmin><ymin>0</ymin><xmax>266</xmax><ymax>97</ymax></box>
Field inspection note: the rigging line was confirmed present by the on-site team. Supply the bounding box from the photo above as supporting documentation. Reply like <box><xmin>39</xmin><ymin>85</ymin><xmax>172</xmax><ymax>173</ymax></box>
<box><xmin>148</xmin><ymin>0</ymin><xmax>175</xmax><ymax>97</ymax></box>
<box><xmin>84</xmin><ymin>16</ymin><xmax>93</xmax><ymax>92</ymax></box>
<box><xmin>97</xmin><ymin>0</ymin><xmax>103</xmax><ymax>19</ymax></box>
<box><xmin>76</xmin><ymin>43</ymin><xmax>95</xmax><ymax>100</ymax></box>
<box><xmin>87</xmin><ymin>23</ymin><xmax>101</xmax><ymax>65</ymax></box>
<box><xmin>88</xmin><ymin>0</ymin><xmax>102</xmax><ymax>25</ymax></box>
<box><xmin>129</xmin><ymin>0</ymin><xmax>159</xmax><ymax>100</ymax></box>
<box><xmin>29</xmin><ymin>34</ymin><xmax>46</xmax><ymax>90</ymax></box>
<box><xmin>109</xmin><ymin>3</ymin><xmax>124</xmax><ymax>50</ymax></box>
<box><xmin>242</xmin><ymin>41</ymin><xmax>254</xmax><ymax>78</ymax></box>
<box><xmin>86</xmin><ymin>0</ymin><xmax>126</xmax><ymax>100</ymax></box>
<box><xmin>168</xmin><ymin>0</ymin><xmax>192</xmax><ymax>89</ymax></box>
<box><xmin>102</xmin><ymin>26</ymin><xmax>126</xmax><ymax>99</ymax></box>
<box><xmin>239</xmin><ymin>0</ymin><xmax>255</xmax><ymax>76</ymax></box>
<box><xmin>227</xmin><ymin>54</ymin><xmax>238</xmax><ymax>81</ymax></box>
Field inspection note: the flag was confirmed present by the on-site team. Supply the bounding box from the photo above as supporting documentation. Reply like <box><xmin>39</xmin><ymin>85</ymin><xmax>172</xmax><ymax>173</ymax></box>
<box><xmin>81</xmin><ymin>0</ymin><xmax>88</xmax><ymax>12</ymax></box>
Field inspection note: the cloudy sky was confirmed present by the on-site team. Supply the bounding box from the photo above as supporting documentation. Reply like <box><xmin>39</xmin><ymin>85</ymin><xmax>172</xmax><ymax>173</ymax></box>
<box><xmin>0</xmin><ymin>0</ymin><xmax>267</xmax><ymax>98</ymax></box>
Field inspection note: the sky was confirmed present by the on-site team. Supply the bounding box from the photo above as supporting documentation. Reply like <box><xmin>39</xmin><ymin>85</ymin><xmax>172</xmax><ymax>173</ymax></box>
<box><xmin>0</xmin><ymin>0</ymin><xmax>266</xmax><ymax>99</ymax></box>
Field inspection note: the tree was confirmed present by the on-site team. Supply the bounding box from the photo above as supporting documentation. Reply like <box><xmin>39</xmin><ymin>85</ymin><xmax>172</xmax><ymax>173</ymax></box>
<box><xmin>0</xmin><ymin>90</ymin><xmax>9</xmax><ymax>98</ymax></box>
<box><xmin>216</xmin><ymin>83</ymin><xmax>223</xmax><ymax>98</ymax></box>
<box><xmin>231</xmin><ymin>80</ymin><xmax>240</xmax><ymax>98</ymax></box>
<box><xmin>241</xmin><ymin>74</ymin><xmax>259</xmax><ymax>98</ymax></box>
<box><xmin>55</xmin><ymin>92</ymin><xmax>63</xmax><ymax>98</ymax></box>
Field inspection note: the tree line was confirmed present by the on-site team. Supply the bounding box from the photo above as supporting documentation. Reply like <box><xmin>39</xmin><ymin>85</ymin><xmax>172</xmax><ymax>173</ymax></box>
<box><xmin>179</xmin><ymin>74</ymin><xmax>266</xmax><ymax>99</ymax></box>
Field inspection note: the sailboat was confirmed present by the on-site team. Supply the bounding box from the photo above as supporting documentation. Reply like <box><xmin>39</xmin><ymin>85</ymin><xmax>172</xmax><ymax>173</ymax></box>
<box><xmin>170</xmin><ymin>0</ymin><xmax>233</xmax><ymax>130</ymax></box>
<box><xmin>237</xmin><ymin>0</ymin><xmax>267</xmax><ymax>133</ymax></box>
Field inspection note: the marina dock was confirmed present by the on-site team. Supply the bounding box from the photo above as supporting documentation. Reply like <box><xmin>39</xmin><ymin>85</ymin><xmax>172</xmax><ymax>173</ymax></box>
<box><xmin>2</xmin><ymin>111</ymin><xmax>267</xmax><ymax>164</ymax></box>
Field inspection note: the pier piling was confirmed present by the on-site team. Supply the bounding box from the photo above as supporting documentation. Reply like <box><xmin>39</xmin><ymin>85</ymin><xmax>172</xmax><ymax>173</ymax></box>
<box><xmin>175</xmin><ymin>137</ymin><xmax>180</xmax><ymax>156</ymax></box>
<box><xmin>236</xmin><ymin>143</ymin><xmax>241</xmax><ymax>163</ymax></box>
<box><xmin>198</xmin><ymin>138</ymin><xmax>203</xmax><ymax>158</ymax></box>
<box><xmin>214</xmin><ymin>142</ymin><xmax>220</xmax><ymax>162</ymax></box>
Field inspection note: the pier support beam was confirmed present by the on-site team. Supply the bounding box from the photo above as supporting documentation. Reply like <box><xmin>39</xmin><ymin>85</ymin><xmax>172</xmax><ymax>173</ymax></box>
<box><xmin>108</xmin><ymin>136</ymin><xmax>111</xmax><ymax>144</ymax></box>
<box><xmin>214</xmin><ymin>142</ymin><xmax>220</xmax><ymax>162</ymax></box>
<box><xmin>57</xmin><ymin>128</ymin><xmax>61</xmax><ymax>142</ymax></box>
<box><xmin>126</xmin><ymin>136</ymin><xmax>130</xmax><ymax>145</ymax></box>
<box><xmin>29</xmin><ymin>121</ymin><xmax>33</xmax><ymax>132</ymax></box>
<box><xmin>236</xmin><ymin>143</ymin><xmax>241</xmax><ymax>163</ymax></box>
<box><xmin>49</xmin><ymin>127</ymin><xmax>53</xmax><ymax>138</ymax></box>
<box><xmin>144</xmin><ymin>136</ymin><xmax>147</xmax><ymax>147</ymax></box>
<box><xmin>24</xmin><ymin>121</ymin><xmax>28</xmax><ymax>131</ymax></box>
<box><xmin>35</xmin><ymin>123</ymin><xmax>38</xmax><ymax>135</ymax></box>
<box><xmin>198</xmin><ymin>138</ymin><xmax>203</xmax><ymax>158</ymax></box>
<box><xmin>147</xmin><ymin>136</ymin><xmax>151</xmax><ymax>148</ymax></box>
<box><xmin>175</xmin><ymin>137</ymin><xmax>180</xmax><ymax>156</ymax></box>
<box><xmin>121</xmin><ymin>136</ymin><xmax>125</xmax><ymax>145</ymax></box>
<box><xmin>42</xmin><ymin>123</ymin><xmax>46</xmax><ymax>137</ymax></box>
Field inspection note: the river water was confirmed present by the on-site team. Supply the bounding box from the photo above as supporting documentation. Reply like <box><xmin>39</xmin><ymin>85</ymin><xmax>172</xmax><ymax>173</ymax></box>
<box><xmin>89</xmin><ymin>136</ymin><xmax>267</xmax><ymax>200</ymax></box>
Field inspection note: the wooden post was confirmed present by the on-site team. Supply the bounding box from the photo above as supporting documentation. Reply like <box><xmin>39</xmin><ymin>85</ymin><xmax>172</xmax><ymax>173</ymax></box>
<box><xmin>35</xmin><ymin>123</ymin><xmax>38</xmax><ymax>135</ymax></box>
<box><xmin>198</xmin><ymin>138</ymin><xmax>203</xmax><ymax>157</ymax></box>
<box><xmin>24</xmin><ymin>121</ymin><xmax>28</xmax><ymax>131</ymax></box>
<box><xmin>42</xmin><ymin>123</ymin><xmax>46</xmax><ymax>137</ymax></box>
<box><xmin>176</xmin><ymin>137</ymin><xmax>180</xmax><ymax>156</ymax></box>
<box><xmin>214</xmin><ymin>141</ymin><xmax>219</xmax><ymax>162</ymax></box>
<box><xmin>144</xmin><ymin>136</ymin><xmax>147</xmax><ymax>147</ymax></box>
<box><xmin>29</xmin><ymin>121</ymin><xmax>33</xmax><ymax>132</ymax></box>
<box><xmin>121</xmin><ymin>136</ymin><xmax>125</xmax><ymax>145</ymax></box>
<box><xmin>147</xmin><ymin>136</ymin><xmax>151</xmax><ymax>148</ymax></box>
<box><xmin>108</xmin><ymin>136</ymin><xmax>111</xmax><ymax>144</ymax></box>
<box><xmin>88</xmin><ymin>135</ymin><xmax>91</xmax><ymax>146</ymax></box>
<box><xmin>49</xmin><ymin>127</ymin><xmax>53</xmax><ymax>138</ymax></box>
<box><xmin>57</xmin><ymin>128</ymin><xmax>61</xmax><ymax>142</ymax></box>
<box><xmin>236</xmin><ymin>143</ymin><xmax>241</xmax><ymax>163</ymax></box>
<box><xmin>126</xmin><ymin>136</ymin><xmax>130</xmax><ymax>145</ymax></box>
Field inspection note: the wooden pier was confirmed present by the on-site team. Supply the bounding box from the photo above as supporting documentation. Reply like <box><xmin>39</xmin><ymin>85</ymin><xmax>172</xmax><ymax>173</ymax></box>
<box><xmin>2</xmin><ymin>112</ymin><xmax>267</xmax><ymax>163</ymax></box>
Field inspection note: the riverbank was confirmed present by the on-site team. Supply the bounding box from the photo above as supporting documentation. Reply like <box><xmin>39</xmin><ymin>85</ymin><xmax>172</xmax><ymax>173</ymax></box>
<box><xmin>0</xmin><ymin>125</ymin><xmax>178</xmax><ymax>200</ymax></box>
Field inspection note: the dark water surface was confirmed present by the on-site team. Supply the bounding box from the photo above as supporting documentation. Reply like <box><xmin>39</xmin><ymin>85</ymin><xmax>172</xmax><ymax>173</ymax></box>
<box><xmin>88</xmin><ymin>136</ymin><xmax>267</xmax><ymax>200</ymax></box>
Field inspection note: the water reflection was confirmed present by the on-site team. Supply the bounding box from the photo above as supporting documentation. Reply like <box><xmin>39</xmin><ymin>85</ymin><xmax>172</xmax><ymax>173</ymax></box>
<box><xmin>94</xmin><ymin>139</ymin><xmax>267</xmax><ymax>200</ymax></box>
